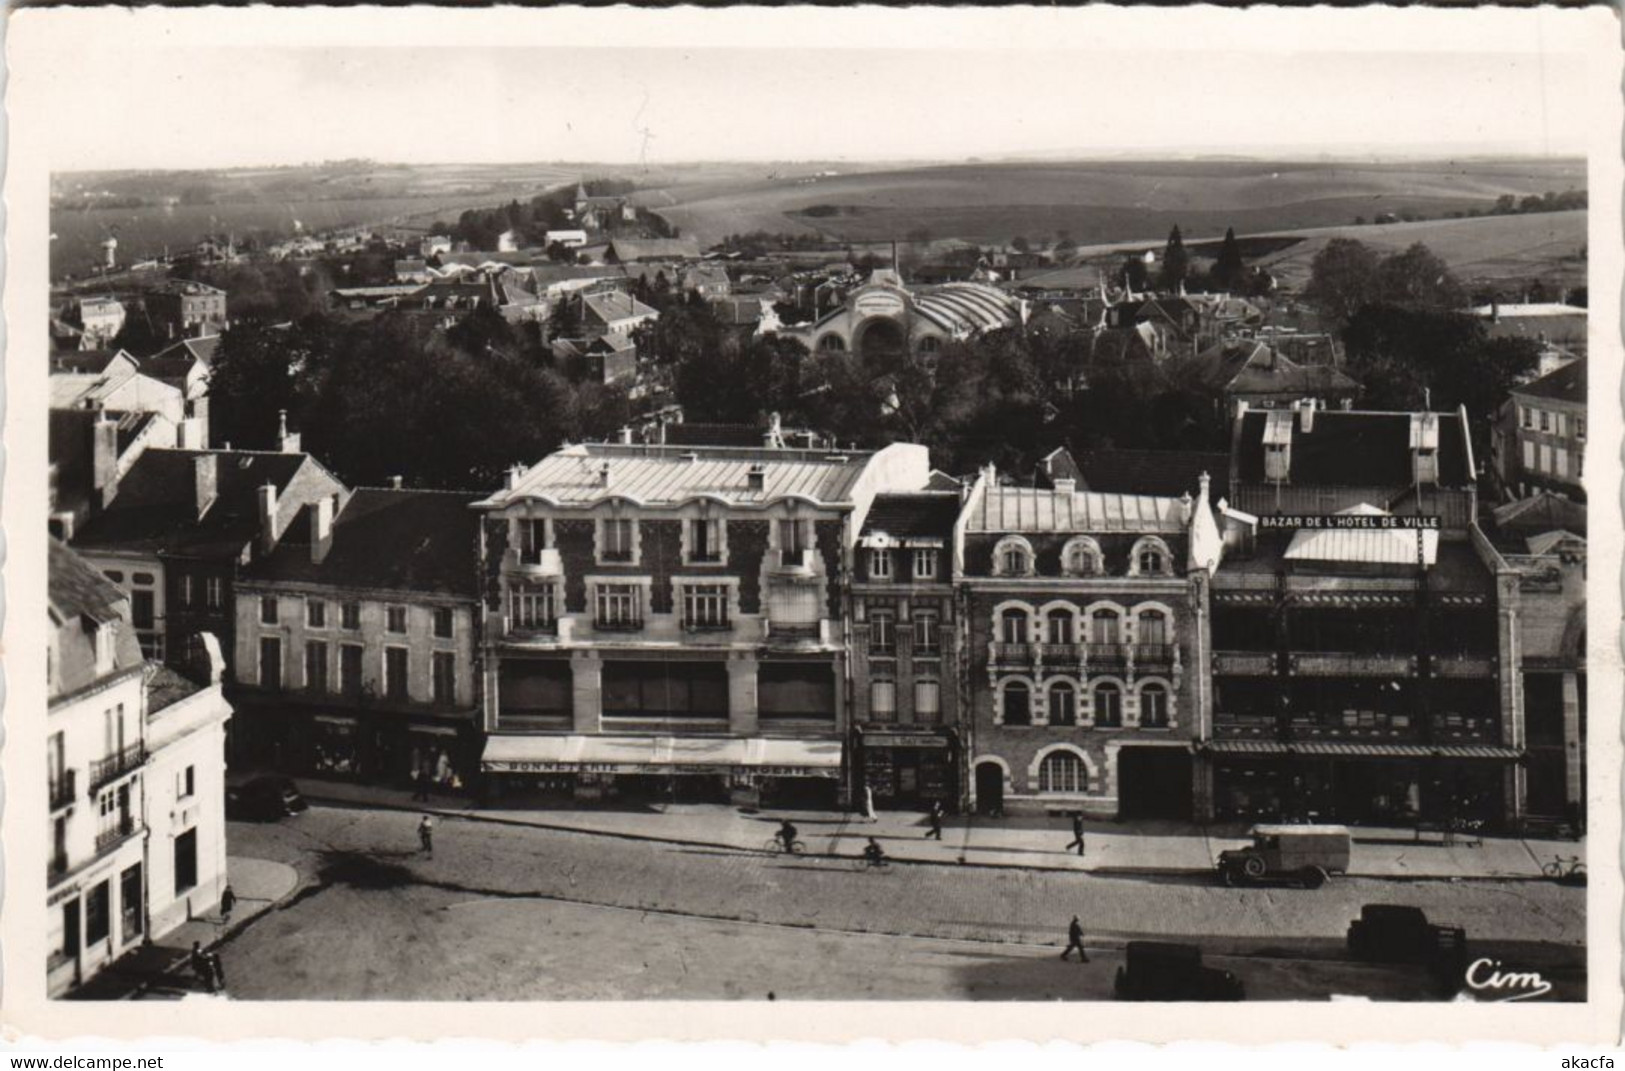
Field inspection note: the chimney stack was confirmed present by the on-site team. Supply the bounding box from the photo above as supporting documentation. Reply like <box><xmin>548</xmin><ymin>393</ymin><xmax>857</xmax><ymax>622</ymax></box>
<box><xmin>257</xmin><ymin>482</ymin><xmax>279</xmax><ymax>557</ymax></box>
<box><xmin>1297</xmin><ymin>400</ymin><xmax>1315</xmax><ymax>434</ymax></box>
<box><xmin>310</xmin><ymin>493</ymin><xmax>335</xmax><ymax>564</ymax></box>
<box><xmin>599</xmin><ymin>462</ymin><xmax>613</xmax><ymax>488</ymax></box>
<box><xmin>390</xmin><ymin>475</ymin><xmax>403</xmax><ymax>490</ymax></box>
<box><xmin>747</xmin><ymin>463</ymin><xmax>766</xmax><ymax>492</ymax></box>
<box><xmin>276</xmin><ymin>409</ymin><xmax>302</xmax><ymax>454</ymax></box>
<box><xmin>1053</xmin><ymin>477</ymin><xmax>1076</xmax><ymax>495</ymax></box>
<box><xmin>193</xmin><ymin>453</ymin><xmax>218</xmax><ymax>521</ymax></box>
<box><xmin>91</xmin><ymin>414</ymin><xmax>120</xmax><ymax>510</ymax></box>
<box><xmin>617</xmin><ymin>426</ymin><xmax>634</xmax><ymax>445</ymax></box>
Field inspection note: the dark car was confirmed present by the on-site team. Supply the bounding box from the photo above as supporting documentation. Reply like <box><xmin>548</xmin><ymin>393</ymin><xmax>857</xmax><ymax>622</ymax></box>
<box><xmin>1347</xmin><ymin>904</ymin><xmax>1468</xmax><ymax>988</ymax></box>
<box><xmin>1114</xmin><ymin>941</ymin><xmax>1246</xmax><ymax>1002</ymax></box>
<box><xmin>227</xmin><ymin>776</ymin><xmax>308</xmax><ymax>822</ymax></box>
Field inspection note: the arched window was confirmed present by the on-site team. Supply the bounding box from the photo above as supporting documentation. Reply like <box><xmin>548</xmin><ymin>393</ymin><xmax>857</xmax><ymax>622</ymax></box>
<box><xmin>994</xmin><ymin>537</ymin><xmax>1034</xmax><ymax>577</ymax></box>
<box><xmin>1063</xmin><ymin>538</ymin><xmax>1102</xmax><ymax>577</ymax></box>
<box><xmin>1046</xmin><ymin>609</ymin><xmax>1075</xmax><ymax>645</ymax></box>
<box><xmin>1000</xmin><ymin>608</ymin><xmax>1029</xmax><ymax>644</ymax></box>
<box><xmin>1038</xmin><ymin>751</ymin><xmax>1087</xmax><ymax>793</ymax></box>
<box><xmin>1002</xmin><ymin>681</ymin><xmax>1032</xmax><ymax>726</ymax></box>
<box><xmin>1141</xmin><ymin>683</ymin><xmax>1170</xmax><ymax>728</ymax></box>
<box><xmin>1094</xmin><ymin>682</ymin><xmax>1123</xmax><ymax>727</ymax></box>
<box><xmin>1132</xmin><ymin>537</ymin><xmax>1172</xmax><ymax>577</ymax></box>
<box><xmin>1092</xmin><ymin>608</ymin><xmax>1121</xmax><ymax>646</ymax></box>
<box><xmin>1137</xmin><ymin>609</ymin><xmax>1168</xmax><ymax>647</ymax></box>
<box><xmin>817</xmin><ymin>334</ymin><xmax>847</xmax><ymax>352</ymax></box>
<box><xmin>1049</xmin><ymin>682</ymin><xmax>1077</xmax><ymax>726</ymax></box>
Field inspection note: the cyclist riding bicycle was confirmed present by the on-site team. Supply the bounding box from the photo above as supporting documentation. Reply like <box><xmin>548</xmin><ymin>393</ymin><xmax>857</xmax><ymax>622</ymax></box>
<box><xmin>778</xmin><ymin>820</ymin><xmax>800</xmax><ymax>853</ymax></box>
<box><xmin>862</xmin><ymin>837</ymin><xmax>887</xmax><ymax>867</ymax></box>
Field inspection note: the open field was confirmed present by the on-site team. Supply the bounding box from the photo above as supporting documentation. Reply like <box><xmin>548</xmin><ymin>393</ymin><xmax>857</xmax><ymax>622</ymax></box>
<box><xmin>635</xmin><ymin>158</ymin><xmax>1586</xmax><ymax>248</ymax></box>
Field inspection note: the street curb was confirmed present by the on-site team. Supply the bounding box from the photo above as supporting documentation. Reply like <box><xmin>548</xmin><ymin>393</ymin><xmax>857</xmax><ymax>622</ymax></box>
<box><xmin>302</xmin><ymin>792</ymin><xmax>1561</xmax><ymax>883</ymax></box>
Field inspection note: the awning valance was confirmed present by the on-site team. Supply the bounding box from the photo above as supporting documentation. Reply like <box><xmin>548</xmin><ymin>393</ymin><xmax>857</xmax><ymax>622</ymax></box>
<box><xmin>1205</xmin><ymin>740</ymin><xmax>1519</xmax><ymax>760</ymax></box>
<box><xmin>481</xmin><ymin>734</ymin><xmax>842</xmax><ymax>778</ymax></box>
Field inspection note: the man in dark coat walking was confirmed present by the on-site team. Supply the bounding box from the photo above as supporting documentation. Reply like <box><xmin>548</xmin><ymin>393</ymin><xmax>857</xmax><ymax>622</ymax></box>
<box><xmin>1060</xmin><ymin>915</ymin><xmax>1090</xmax><ymax>962</ymax></box>
<box><xmin>1065</xmin><ymin>812</ymin><xmax>1086</xmax><ymax>856</ymax></box>
<box><xmin>418</xmin><ymin>814</ymin><xmax>435</xmax><ymax>857</ymax></box>
<box><xmin>924</xmin><ymin>801</ymin><xmax>944</xmax><ymax>840</ymax></box>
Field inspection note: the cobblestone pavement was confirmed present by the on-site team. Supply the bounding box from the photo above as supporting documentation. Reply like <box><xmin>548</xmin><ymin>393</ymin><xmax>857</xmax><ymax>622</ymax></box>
<box><xmin>214</xmin><ymin>805</ymin><xmax>1586</xmax><ymax>1001</ymax></box>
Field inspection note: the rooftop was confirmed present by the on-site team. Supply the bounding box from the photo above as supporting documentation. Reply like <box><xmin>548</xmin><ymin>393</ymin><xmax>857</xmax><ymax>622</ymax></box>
<box><xmin>1234</xmin><ymin>408</ymin><xmax>1472</xmax><ymax>488</ymax></box>
<box><xmin>74</xmin><ymin>448</ymin><xmax>316</xmax><ymax>557</ymax></box>
<box><xmin>1512</xmin><ymin>357</ymin><xmax>1585</xmax><ymax>405</ymax></box>
<box><xmin>860</xmin><ymin>492</ymin><xmax>963</xmax><ymax>541</ymax></box>
<box><xmin>583</xmin><ymin>290</ymin><xmax>657</xmax><ymax>325</ymax></box>
<box><xmin>1072</xmin><ymin>448</ymin><xmax>1229</xmax><ymax>501</ymax></box>
<box><xmin>968</xmin><ymin>485</ymin><xmax>1187</xmax><ymax>534</ymax></box>
<box><xmin>1284</xmin><ymin>504</ymin><xmax>1440</xmax><ymax>566</ymax></box>
<box><xmin>912</xmin><ymin>283</ymin><xmax>1020</xmax><ymax>336</ymax></box>
<box><xmin>244</xmin><ymin>488</ymin><xmax>482</xmax><ymax>598</ymax></box>
<box><xmin>609</xmin><ymin>237</ymin><xmax>703</xmax><ymax>262</ymax></box>
<box><xmin>150</xmin><ymin>279</ymin><xmax>226</xmax><ymax>298</ymax></box>
<box><xmin>1469</xmin><ymin>303</ymin><xmax>1587</xmax><ymax>318</ymax></box>
<box><xmin>482</xmin><ymin>442</ymin><xmax>882</xmax><ymax>510</ymax></box>
<box><xmin>1219</xmin><ymin>530</ymin><xmax>1491</xmax><ymax>592</ymax></box>
<box><xmin>49</xmin><ymin>536</ymin><xmax>126</xmax><ymax>624</ymax></box>
<box><xmin>145</xmin><ymin>661</ymin><xmax>207</xmax><ymax>714</ymax></box>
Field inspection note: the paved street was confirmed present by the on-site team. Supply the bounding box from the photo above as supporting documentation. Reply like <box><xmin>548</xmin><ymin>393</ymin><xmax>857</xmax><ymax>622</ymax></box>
<box><xmin>211</xmin><ymin>805</ymin><xmax>1585</xmax><ymax>1001</ymax></box>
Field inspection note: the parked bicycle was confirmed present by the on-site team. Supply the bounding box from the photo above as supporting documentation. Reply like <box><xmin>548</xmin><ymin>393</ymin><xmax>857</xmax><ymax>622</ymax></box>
<box><xmin>1542</xmin><ymin>854</ymin><xmax>1587</xmax><ymax>885</ymax></box>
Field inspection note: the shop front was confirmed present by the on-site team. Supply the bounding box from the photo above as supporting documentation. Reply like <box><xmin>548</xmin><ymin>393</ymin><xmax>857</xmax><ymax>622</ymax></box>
<box><xmin>268</xmin><ymin>707</ymin><xmax>478</xmax><ymax>791</ymax></box>
<box><xmin>480</xmin><ymin>734</ymin><xmax>843</xmax><ymax>808</ymax></box>
<box><xmin>1208</xmin><ymin>741</ymin><xmax>1519</xmax><ymax>829</ymax></box>
<box><xmin>855</xmin><ymin>729</ymin><xmax>959</xmax><ymax>811</ymax></box>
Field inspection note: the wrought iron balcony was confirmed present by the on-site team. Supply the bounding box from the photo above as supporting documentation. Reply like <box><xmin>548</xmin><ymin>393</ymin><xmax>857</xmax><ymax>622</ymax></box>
<box><xmin>49</xmin><ymin>771</ymin><xmax>76</xmax><ymax>812</ymax></box>
<box><xmin>1039</xmin><ymin>643</ymin><xmax>1084</xmax><ymax>665</ymax></box>
<box><xmin>1088</xmin><ymin>643</ymin><xmax>1131</xmax><ymax>671</ymax></box>
<box><xmin>94</xmin><ymin>818</ymin><xmax>141</xmax><ymax>855</ymax></box>
<box><xmin>503</xmin><ymin>546</ymin><xmax>563</xmax><ymax>578</ymax></box>
<box><xmin>594</xmin><ymin>617</ymin><xmax>645</xmax><ymax>632</ymax></box>
<box><xmin>88</xmin><ymin>744</ymin><xmax>147</xmax><ymax>794</ymax></box>
<box><xmin>1134</xmin><ymin>643</ymin><xmax>1177</xmax><ymax>667</ymax></box>
<box><xmin>989</xmin><ymin>642</ymin><xmax>1035</xmax><ymax>667</ymax></box>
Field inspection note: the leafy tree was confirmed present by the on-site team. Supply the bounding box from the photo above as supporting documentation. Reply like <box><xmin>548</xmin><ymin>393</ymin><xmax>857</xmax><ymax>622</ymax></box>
<box><xmin>1374</xmin><ymin>242</ymin><xmax>1465</xmax><ymax>309</ymax></box>
<box><xmin>1303</xmin><ymin>237</ymin><xmax>1381</xmax><ymax>325</ymax></box>
<box><xmin>1159</xmin><ymin>225</ymin><xmax>1189</xmax><ymax>292</ymax></box>
<box><xmin>1011</xmin><ymin>236</ymin><xmax>1030</xmax><ymax>254</ymax></box>
<box><xmin>1212</xmin><ymin>227</ymin><xmax>1246</xmax><ymax>293</ymax></box>
<box><xmin>1120</xmin><ymin>255</ymin><xmax>1150</xmax><ymax>293</ymax></box>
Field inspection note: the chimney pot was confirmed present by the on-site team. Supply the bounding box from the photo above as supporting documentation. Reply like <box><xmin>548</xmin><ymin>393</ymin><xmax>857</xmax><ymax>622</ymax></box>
<box><xmin>390</xmin><ymin>475</ymin><xmax>403</xmax><ymax>489</ymax></box>
<box><xmin>747</xmin><ymin>464</ymin><xmax>766</xmax><ymax>492</ymax></box>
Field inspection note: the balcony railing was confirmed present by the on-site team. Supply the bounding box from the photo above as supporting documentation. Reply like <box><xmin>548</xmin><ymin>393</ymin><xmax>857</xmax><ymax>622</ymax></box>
<box><xmin>682</xmin><ymin>619</ymin><xmax>733</xmax><ymax>633</ymax></box>
<box><xmin>88</xmin><ymin>744</ymin><xmax>147</xmax><ymax>794</ymax></box>
<box><xmin>1039</xmin><ymin>643</ymin><xmax>1083</xmax><ymax>664</ymax></box>
<box><xmin>1134</xmin><ymin>643</ymin><xmax>1176</xmax><ymax>667</ymax></box>
<box><xmin>94</xmin><ymin>818</ymin><xmax>140</xmax><ymax>855</ymax></box>
<box><xmin>1089</xmin><ymin>643</ymin><xmax>1130</xmax><ymax>670</ymax></box>
<box><xmin>504</xmin><ymin>546</ymin><xmax>563</xmax><ymax>577</ymax></box>
<box><xmin>594</xmin><ymin>617</ymin><xmax>644</xmax><ymax>632</ymax></box>
<box><xmin>49</xmin><ymin>771</ymin><xmax>76</xmax><ymax>812</ymax></box>
<box><xmin>990</xmin><ymin>642</ymin><xmax>1034</xmax><ymax>666</ymax></box>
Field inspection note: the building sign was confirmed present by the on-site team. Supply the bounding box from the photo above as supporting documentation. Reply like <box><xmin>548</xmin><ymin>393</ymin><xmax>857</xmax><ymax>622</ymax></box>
<box><xmin>865</xmin><ymin>733</ymin><xmax>949</xmax><ymax>749</ymax></box>
<box><xmin>853</xmin><ymin>291</ymin><xmax>907</xmax><ymax>319</ymax></box>
<box><xmin>484</xmin><ymin>760</ymin><xmax>839</xmax><ymax>778</ymax></box>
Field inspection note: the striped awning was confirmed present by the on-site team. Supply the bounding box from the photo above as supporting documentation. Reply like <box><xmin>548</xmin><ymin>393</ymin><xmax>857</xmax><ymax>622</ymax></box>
<box><xmin>1204</xmin><ymin>740</ymin><xmax>1519</xmax><ymax>760</ymax></box>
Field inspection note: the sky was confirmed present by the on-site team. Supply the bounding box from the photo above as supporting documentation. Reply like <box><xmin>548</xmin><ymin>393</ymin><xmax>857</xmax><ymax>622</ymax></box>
<box><xmin>39</xmin><ymin>44</ymin><xmax>1592</xmax><ymax>171</ymax></box>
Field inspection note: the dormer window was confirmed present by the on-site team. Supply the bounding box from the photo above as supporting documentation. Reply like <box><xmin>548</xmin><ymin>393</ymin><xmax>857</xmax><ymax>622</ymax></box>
<box><xmin>1130</xmin><ymin>537</ymin><xmax>1174</xmax><ymax>577</ymax></box>
<box><xmin>517</xmin><ymin>518</ymin><xmax>551</xmax><ymax>564</ymax></box>
<box><xmin>993</xmin><ymin>536</ymin><xmax>1035</xmax><ymax>577</ymax></box>
<box><xmin>870</xmin><ymin>549</ymin><xmax>892</xmax><ymax>581</ymax></box>
<box><xmin>92</xmin><ymin>620</ymin><xmax>114</xmax><ymax>673</ymax></box>
<box><xmin>1062</xmin><ymin>537</ymin><xmax>1103</xmax><ymax>577</ymax></box>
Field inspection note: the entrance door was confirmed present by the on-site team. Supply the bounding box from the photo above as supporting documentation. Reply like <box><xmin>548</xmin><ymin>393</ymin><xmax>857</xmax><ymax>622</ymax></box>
<box><xmin>974</xmin><ymin>762</ymin><xmax>1005</xmax><ymax>815</ymax></box>
<box><xmin>1118</xmin><ymin>748</ymin><xmax>1194</xmax><ymax>820</ymax></box>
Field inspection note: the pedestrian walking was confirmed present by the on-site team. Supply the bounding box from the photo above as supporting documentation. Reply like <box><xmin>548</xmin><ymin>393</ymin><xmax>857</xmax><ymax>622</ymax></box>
<box><xmin>418</xmin><ymin>814</ymin><xmax>434</xmax><ymax>857</ymax></box>
<box><xmin>864</xmin><ymin>785</ymin><xmax>877</xmax><ymax>823</ymax></box>
<box><xmin>924</xmin><ymin>801</ymin><xmax>944</xmax><ymax>840</ymax></box>
<box><xmin>1060</xmin><ymin>915</ymin><xmax>1090</xmax><ymax>963</ymax></box>
<box><xmin>220</xmin><ymin>884</ymin><xmax>237</xmax><ymax>923</ymax></box>
<box><xmin>1065</xmin><ymin>812</ymin><xmax>1086</xmax><ymax>857</ymax></box>
<box><xmin>208</xmin><ymin>951</ymin><xmax>227</xmax><ymax>991</ymax></box>
<box><xmin>190</xmin><ymin>941</ymin><xmax>217</xmax><ymax>992</ymax></box>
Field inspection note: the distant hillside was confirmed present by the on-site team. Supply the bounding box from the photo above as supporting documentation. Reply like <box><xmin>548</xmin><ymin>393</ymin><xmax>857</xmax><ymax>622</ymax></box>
<box><xmin>637</xmin><ymin>158</ymin><xmax>1586</xmax><ymax>248</ymax></box>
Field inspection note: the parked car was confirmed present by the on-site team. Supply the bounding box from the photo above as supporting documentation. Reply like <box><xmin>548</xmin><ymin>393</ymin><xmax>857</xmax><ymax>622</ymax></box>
<box><xmin>1217</xmin><ymin>824</ymin><xmax>1351</xmax><ymax>888</ymax></box>
<box><xmin>1346</xmin><ymin>904</ymin><xmax>1468</xmax><ymax>988</ymax></box>
<box><xmin>1114</xmin><ymin>941</ymin><xmax>1245</xmax><ymax>1002</ymax></box>
<box><xmin>227</xmin><ymin>776</ymin><xmax>308</xmax><ymax>822</ymax></box>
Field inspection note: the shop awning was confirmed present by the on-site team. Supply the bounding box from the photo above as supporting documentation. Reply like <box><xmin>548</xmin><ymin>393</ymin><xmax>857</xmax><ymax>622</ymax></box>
<box><xmin>481</xmin><ymin>734</ymin><xmax>842</xmax><ymax>778</ymax></box>
<box><xmin>1205</xmin><ymin>740</ymin><xmax>1520</xmax><ymax>760</ymax></box>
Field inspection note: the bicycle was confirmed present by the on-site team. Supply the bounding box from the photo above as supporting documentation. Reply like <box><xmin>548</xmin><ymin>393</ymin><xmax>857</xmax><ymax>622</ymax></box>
<box><xmin>1542</xmin><ymin>854</ymin><xmax>1587</xmax><ymax>885</ymax></box>
<box><xmin>762</xmin><ymin>836</ymin><xmax>806</xmax><ymax>856</ymax></box>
